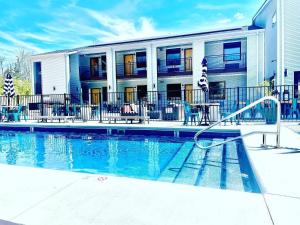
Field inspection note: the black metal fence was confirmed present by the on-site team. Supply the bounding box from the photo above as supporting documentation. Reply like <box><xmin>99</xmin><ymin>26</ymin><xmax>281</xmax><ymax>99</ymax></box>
<box><xmin>0</xmin><ymin>85</ymin><xmax>299</xmax><ymax>123</ymax></box>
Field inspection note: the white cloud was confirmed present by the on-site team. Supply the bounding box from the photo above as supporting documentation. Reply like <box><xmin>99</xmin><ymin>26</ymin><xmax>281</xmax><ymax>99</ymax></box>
<box><xmin>217</xmin><ymin>19</ymin><xmax>232</xmax><ymax>24</ymax></box>
<box><xmin>81</xmin><ymin>8</ymin><xmax>167</xmax><ymax>42</ymax></box>
<box><xmin>0</xmin><ymin>30</ymin><xmax>44</xmax><ymax>53</ymax></box>
<box><xmin>196</xmin><ymin>3</ymin><xmax>242</xmax><ymax>10</ymax></box>
<box><xmin>234</xmin><ymin>12</ymin><xmax>245</xmax><ymax>20</ymax></box>
<box><xmin>18</xmin><ymin>32</ymin><xmax>54</xmax><ymax>42</ymax></box>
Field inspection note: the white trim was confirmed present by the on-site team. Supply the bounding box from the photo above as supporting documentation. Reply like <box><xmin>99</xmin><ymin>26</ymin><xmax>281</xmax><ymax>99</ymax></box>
<box><xmin>252</xmin><ymin>0</ymin><xmax>272</xmax><ymax>22</ymax></box>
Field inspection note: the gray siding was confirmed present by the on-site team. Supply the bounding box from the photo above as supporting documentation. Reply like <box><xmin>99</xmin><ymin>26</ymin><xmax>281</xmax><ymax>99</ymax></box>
<box><xmin>205</xmin><ymin>39</ymin><xmax>247</xmax><ymax>56</ymax></box>
<box><xmin>284</xmin><ymin>0</ymin><xmax>300</xmax><ymax>85</ymax></box>
<box><xmin>69</xmin><ymin>54</ymin><xmax>81</xmax><ymax>96</ymax></box>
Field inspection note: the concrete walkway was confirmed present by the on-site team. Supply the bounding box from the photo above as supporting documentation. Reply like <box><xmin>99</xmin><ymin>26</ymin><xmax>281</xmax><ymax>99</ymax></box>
<box><xmin>0</xmin><ymin>122</ymin><xmax>299</xmax><ymax>224</ymax></box>
<box><xmin>241</xmin><ymin>125</ymin><xmax>300</xmax><ymax>225</ymax></box>
<box><xmin>0</xmin><ymin>165</ymin><xmax>272</xmax><ymax>225</ymax></box>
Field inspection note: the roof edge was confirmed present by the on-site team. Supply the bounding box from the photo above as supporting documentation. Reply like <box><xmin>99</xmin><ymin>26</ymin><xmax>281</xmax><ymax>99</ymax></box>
<box><xmin>252</xmin><ymin>0</ymin><xmax>272</xmax><ymax>22</ymax></box>
<box><xmin>32</xmin><ymin>25</ymin><xmax>263</xmax><ymax>57</ymax></box>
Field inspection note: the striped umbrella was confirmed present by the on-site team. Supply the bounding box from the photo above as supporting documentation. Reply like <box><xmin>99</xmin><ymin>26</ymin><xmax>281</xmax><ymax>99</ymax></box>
<box><xmin>198</xmin><ymin>58</ymin><xmax>209</xmax><ymax>92</ymax></box>
<box><xmin>3</xmin><ymin>72</ymin><xmax>15</xmax><ymax>98</ymax></box>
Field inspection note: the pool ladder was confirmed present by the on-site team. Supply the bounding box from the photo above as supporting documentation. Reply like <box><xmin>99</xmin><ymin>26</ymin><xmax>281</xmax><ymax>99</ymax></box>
<box><xmin>194</xmin><ymin>96</ymin><xmax>281</xmax><ymax>149</ymax></box>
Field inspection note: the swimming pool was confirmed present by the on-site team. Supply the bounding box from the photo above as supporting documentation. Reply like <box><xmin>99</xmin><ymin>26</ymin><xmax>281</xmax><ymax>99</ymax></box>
<box><xmin>0</xmin><ymin>130</ymin><xmax>260</xmax><ymax>193</ymax></box>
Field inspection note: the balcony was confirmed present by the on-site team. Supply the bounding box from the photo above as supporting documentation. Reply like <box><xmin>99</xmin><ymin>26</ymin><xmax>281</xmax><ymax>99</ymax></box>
<box><xmin>116</xmin><ymin>62</ymin><xmax>147</xmax><ymax>79</ymax></box>
<box><xmin>157</xmin><ymin>57</ymin><xmax>193</xmax><ymax>77</ymax></box>
<box><xmin>79</xmin><ymin>66</ymin><xmax>107</xmax><ymax>81</ymax></box>
<box><xmin>206</xmin><ymin>53</ymin><xmax>247</xmax><ymax>73</ymax></box>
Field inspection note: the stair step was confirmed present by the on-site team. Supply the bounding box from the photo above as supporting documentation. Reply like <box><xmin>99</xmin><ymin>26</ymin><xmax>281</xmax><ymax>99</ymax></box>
<box><xmin>195</xmin><ymin>139</ymin><xmax>224</xmax><ymax>188</ymax></box>
<box><xmin>158</xmin><ymin>141</ymin><xmax>195</xmax><ymax>183</ymax></box>
<box><xmin>223</xmin><ymin>141</ymin><xmax>244</xmax><ymax>191</ymax></box>
<box><xmin>174</xmin><ymin>140</ymin><xmax>212</xmax><ymax>185</ymax></box>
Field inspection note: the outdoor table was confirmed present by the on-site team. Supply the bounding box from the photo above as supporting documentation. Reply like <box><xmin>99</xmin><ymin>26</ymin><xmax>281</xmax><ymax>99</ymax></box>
<box><xmin>191</xmin><ymin>103</ymin><xmax>212</xmax><ymax>126</ymax></box>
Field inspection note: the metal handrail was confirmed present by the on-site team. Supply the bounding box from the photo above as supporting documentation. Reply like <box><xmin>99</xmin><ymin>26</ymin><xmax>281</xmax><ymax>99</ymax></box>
<box><xmin>194</xmin><ymin>96</ymin><xmax>281</xmax><ymax>149</ymax></box>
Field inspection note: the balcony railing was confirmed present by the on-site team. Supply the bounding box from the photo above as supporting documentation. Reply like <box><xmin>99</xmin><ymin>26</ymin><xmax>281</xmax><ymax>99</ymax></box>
<box><xmin>116</xmin><ymin>62</ymin><xmax>147</xmax><ymax>79</ymax></box>
<box><xmin>79</xmin><ymin>66</ymin><xmax>107</xmax><ymax>81</ymax></box>
<box><xmin>206</xmin><ymin>53</ymin><xmax>247</xmax><ymax>73</ymax></box>
<box><xmin>157</xmin><ymin>57</ymin><xmax>193</xmax><ymax>76</ymax></box>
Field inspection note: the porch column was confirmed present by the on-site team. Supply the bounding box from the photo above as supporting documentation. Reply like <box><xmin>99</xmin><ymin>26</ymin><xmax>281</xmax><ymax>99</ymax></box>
<box><xmin>147</xmin><ymin>44</ymin><xmax>158</xmax><ymax>102</ymax></box>
<box><xmin>192</xmin><ymin>40</ymin><xmax>205</xmax><ymax>90</ymax></box>
<box><xmin>106</xmin><ymin>48</ymin><xmax>117</xmax><ymax>103</ymax></box>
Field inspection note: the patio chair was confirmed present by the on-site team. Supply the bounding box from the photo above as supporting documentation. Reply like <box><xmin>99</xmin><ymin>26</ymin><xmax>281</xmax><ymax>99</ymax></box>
<box><xmin>288</xmin><ymin>98</ymin><xmax>300</xmax><ymax>119</ymax></box>
<box><xmin>162</xmin><ymin>104</ymin><xmax>179</xmax><ymax>121</ymax></box>
<box><xmin>254</xmin><ymin>102</ymin><xmax>264</xmax><ymax>119</ymax></box>
<box><xmin>7</xmin><ymin>105</ymin><xmax>22</xmax><ymax>122</ymax></box>
<box><xmin>121</xmin><ymin>104</ymin><xmax>138</xmax><ymax>116</ymax></box>
<box><xmin>91</xmin><ymin>105</ymin><xmax>100</xmax><ymax>119</ymax></box>
<box><xmin>183</xmin><ymin>101</ymin><xmax>200</xmax><ymax>125</ymax></box>
<box><xmin>242</xmin><ymin>100</ymin><xmax>253</xmax><ymax>120</ymax></box>
<box><xmin>219</xmin><ymin>101</ymin><xmax>235</xmax><ymax>125</ymax></box>
<box><xmin>20</xmin><ymin>106</ymin><xmax>28</xmax><ymax>121</ymax></box>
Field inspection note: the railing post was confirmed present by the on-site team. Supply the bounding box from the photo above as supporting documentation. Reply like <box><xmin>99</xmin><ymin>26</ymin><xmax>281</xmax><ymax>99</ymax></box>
<box><xmin>40</xmin><ymin>94</ymin><xmax>44</xmax><ymax>116</ymax></box>
<box><xmin>236</xmin><ymin>87</ymin><xmax>240</xmax><ymax>124</ymax></box>
<box><xmin>63</xmin><ymin>93</ymin><xmax>67</xmax><ymax>115</ymax></box>
<box><xmin>99</xmin><ymin>91</ymin><xmax>102</xmax><ymax>123</ymax></box>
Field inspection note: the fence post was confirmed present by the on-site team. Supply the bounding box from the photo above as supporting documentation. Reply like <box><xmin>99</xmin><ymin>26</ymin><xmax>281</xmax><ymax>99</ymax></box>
<box><xmin>99</xmin><ymin>91</ymin><xmax>102</xmax><ymax>123</ymax></box>
<box><xmin>236</xmin><ymin>87</ymin><xmax>240</xmax><ymax>124</ymax></box>
<box><xmin>40</xmin><ymin>94</ymin><xmax>44</xmax><ymax>116</ymax></box>
<box><xmin>138</xmin><ymin>91</ymin><xmax>142</xmax><ymax>123</ymax></box>
<box><xmin>17</xmin><ymin>95</ymin><xmax>20</xmax><ymax>105</ymax></box>
<box><xmin>64</xmin><ymin>93</ymin><xmax>67</xmax><ymax>115</ymax></box>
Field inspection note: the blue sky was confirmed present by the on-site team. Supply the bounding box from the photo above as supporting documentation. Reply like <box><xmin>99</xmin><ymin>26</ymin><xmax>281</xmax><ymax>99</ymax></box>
<box><xmin>0</xmin><ymin>0</ymin><xmax>263</xmax><ymax>60</ymax></box>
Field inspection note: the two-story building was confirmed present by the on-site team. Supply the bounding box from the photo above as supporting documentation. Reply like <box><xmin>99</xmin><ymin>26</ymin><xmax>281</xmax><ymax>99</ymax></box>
<box><xmin>31</xmin><ymin>0</ymin><xmax>300</xmax><ymax>104</ymax></box>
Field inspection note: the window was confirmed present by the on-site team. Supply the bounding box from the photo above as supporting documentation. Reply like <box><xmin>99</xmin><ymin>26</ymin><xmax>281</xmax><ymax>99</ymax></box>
<box><xmin>101</xmin><ymin>55</ymin><xmax>106</xmax><ymax>71</ymax></box>
<box><xmin>136</xmin><ymin>52</ymin><xmax>146</xmax><ymax>68</ymax></box>
<box><xmin>209</xmin><ymin>82</ymin><xmax>225</xmax><ymax>100</ymax></box>
<box><xmin>33</xmin><ymin>62</ymin><xmax>42</xmax><ymax>94</ymax></box>
<box><xmin>166</xmin><ymin>48</ymin><xmax>181</xmax><ymax>66</ymax></box>
<box><xmin>167</xmin><ymin>84</ymin><xmax>181</xmax><ymax>100</ymax></box>
<box><xmin>223</xmin><ymin>42</ymin><xmax>241</xmax><ymax>61</ymax></box>
<box><xmin>137</xmin><ymin>85</ymin><xmax>147</xmax><ymax>100</ymax></box>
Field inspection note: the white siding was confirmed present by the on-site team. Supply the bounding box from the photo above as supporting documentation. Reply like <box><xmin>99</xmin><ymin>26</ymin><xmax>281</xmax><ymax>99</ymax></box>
<box><xmin>284</xmin><ymin>0</ymin><xmax>300</xmax><ymax>85</ymax></box>
<box><xmin>254</xmin><ymin>0</ymin><xmax>277</xmax><ymax>81</ymax></box>
<box><xmin>39</xmin><ymin>54</ymin><xmax>68</xmax><ymax>94</ymax></box>
<box><xmin>247</xmin><ymin>33</ymin><xmax>265</xmax><ymax>87</ymax></box>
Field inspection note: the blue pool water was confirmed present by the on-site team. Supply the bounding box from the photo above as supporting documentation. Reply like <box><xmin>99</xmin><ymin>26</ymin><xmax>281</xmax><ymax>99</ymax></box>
<box><xmin>0</xmin><ymin>130</ymin><xmax>260</xmax><ymax>193</ymax></box>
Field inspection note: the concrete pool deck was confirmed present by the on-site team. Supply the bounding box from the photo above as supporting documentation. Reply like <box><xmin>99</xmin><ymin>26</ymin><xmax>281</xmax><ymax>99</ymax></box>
<box><xmin>0</xmin><ymin>121</ymin><xmax>299</xmax><ymax>225</ymax></box>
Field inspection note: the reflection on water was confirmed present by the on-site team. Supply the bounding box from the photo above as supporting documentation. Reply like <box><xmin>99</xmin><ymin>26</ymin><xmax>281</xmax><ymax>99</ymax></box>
<box><xmin>0</xmin><ymin>131</ymin><xmax>181</xmax><ymax>180</ymax></box>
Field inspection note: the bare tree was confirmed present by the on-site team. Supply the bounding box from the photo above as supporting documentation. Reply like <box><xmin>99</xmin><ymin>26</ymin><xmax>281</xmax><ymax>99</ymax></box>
<box><xmin>7</xmin><ymin>49</ymin><xmax>32</xmax><ymax>80</ymax></box>
<box><xmin>0</xmin><ymin>56</ymin><xmax>5</xmax><ymax>76</ymax></box>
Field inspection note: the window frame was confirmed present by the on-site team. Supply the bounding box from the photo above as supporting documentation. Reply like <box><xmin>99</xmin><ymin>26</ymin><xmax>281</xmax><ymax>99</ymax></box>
<box><xmin>166</xmin><ymin>48</ymin><xmax>181</xmax><ymax>66</ymax></box>
<box><xmin>136</xmin><ymin>51</ymin><xmax>147</xmax><ymax>68</ymax></box>
<box><xmin>209</xmin><ymin>81</ymin><xmax>226</xmax><ymax>100</ymax></box>
<box><xmin>223</xmin><ymin>42</ymin><xmax>241</xmax><ymax>62</ymax></box>
<box><xmin>167</xmin><ymin>83</ymin><xmax>182</xmax><ymax>100</ymax></box>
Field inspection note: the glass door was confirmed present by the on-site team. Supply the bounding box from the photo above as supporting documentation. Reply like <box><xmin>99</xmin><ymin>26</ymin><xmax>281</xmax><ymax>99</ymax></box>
<box><xmin>124</xmin><ymin>54</ymin><xmax>134</xmax><ymax>76</ymax></box>
<box><xmin>184</xmin><ymin>48</ymin><xmax>192</xmax><ymax>72</ymax></box>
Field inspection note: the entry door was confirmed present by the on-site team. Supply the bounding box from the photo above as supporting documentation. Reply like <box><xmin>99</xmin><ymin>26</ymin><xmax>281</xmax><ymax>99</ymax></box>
<box><xmin>90</xmin><ymin>58</ymin><xmax>99</xmax><ymax>78</ymax></box>
<box><xmin>91</xmin><ymin>88</ymin><xmax>101</xmax><ymax>105</ymax></box>
<box><xmin>184</xmin><ymin>49</ymin><xmax>192</xmax><ymax>72</ymax></box>
<box><xmin>185</xmin><ymin>84</ymin><xmax>193</xmax><ymax>103</ymax></box>
<box><xmin>124</xmin><ymin>87</ymin><xmax>135</xmax><ymax>103</ymax></box>
<box><xmin>295</xmin><ymin>72</ymin><xmax>300</xmax><ymax>98</ymax></box>
<box><xmin>124</xmin><ymin>54</ymin><xmax>134</xmax><ymax>76</ymax></box>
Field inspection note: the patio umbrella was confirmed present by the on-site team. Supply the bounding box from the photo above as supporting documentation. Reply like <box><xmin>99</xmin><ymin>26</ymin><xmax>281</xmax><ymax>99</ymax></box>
<box><xmin>3</xmin><ymin>72</ymin><xmax>15</xmax><ymax>106</ymax></box>
<box><xmin>3</xmin><ymin>72</ymin><xmax>15</xmax><ymax>98</ymax></box>
<box><xmin>198</xmin><ymin>58</ymin><xmax>209</xmax><ymax>93</ymax></box>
